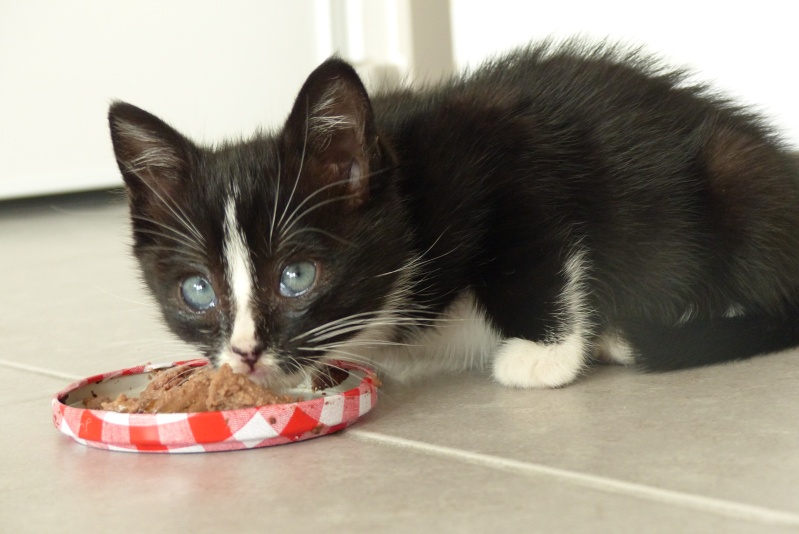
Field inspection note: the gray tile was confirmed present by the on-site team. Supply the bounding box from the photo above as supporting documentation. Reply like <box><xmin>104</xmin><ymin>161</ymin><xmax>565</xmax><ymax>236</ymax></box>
<box><xmin>0</xmin><ymin>367</ymin><xmax>65</xmax><ymax>407</ymax></box>
<box><xmin>1</xmin><ymin>384</ymin><xmax>793</xmax><ymax>534</ymax></box>
<box><xmin>4</xmin><ymin>193</ymin><xmax>799</xmax><ymax>533</ymax></box>
<box><xmin>364</xmin><ymin>354</ymin><xmax>799</xmax><ymax>516</ymax></box>
<box><xmin>1</xmin><ymin>196</ymin><xmax>196</xmax><ymax>376</ymax></box>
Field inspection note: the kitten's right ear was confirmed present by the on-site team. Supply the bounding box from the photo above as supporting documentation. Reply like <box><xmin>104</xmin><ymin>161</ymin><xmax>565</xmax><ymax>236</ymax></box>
<box><xmin>108</xmin><ymin>101</ymin><xmax>196</xmax><ymax>215</ymax></box>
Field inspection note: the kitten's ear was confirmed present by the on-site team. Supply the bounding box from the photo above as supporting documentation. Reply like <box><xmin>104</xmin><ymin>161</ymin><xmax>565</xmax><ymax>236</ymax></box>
<box><xmin>284</xmin><ymin>58</ymin><xmax>380</xmax><ymax>208</ymax></box>
<box><xmin>108</xmin><ymin>102</ymin><xmax>196</xmax><ymax>216</ymax></box>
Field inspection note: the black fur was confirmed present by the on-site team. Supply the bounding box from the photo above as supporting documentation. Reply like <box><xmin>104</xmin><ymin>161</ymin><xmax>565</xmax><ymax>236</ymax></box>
<box><xmin>109</xmin><ymin>40</ymin><xmax>799</xmax><ymax>383</ymax></box>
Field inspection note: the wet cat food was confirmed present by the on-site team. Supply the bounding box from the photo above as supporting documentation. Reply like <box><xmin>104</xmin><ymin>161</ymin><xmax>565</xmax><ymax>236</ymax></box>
<box><xmin>83</xmin><ymin>363</ymin><xmax>297</xmax><ymax>413</ymax></box>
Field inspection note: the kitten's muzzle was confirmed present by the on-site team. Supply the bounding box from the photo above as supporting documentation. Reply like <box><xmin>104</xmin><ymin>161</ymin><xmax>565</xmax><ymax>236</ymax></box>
<box><xmin>231</xmin><ymin>343</ymin><xmax>265</xmax><ymax>371</ymax></box>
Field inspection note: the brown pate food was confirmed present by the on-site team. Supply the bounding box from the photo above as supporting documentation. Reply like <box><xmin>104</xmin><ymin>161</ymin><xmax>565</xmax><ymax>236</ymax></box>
<box><xmin>83</xmin><ymin>363</ymin><xmax>298</xmax><ymax>413</ymax></box>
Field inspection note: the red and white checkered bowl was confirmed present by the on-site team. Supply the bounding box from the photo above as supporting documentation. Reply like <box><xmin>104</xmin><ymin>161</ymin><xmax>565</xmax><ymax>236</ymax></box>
<box><xmin>52</xmin><ymin>360</ymin><xmax>378</xmax><ymax>453</ymax></box>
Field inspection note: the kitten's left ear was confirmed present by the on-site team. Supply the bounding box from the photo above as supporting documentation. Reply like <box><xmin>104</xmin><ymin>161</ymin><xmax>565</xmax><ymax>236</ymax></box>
<box><xmin>284</xmin><ymin>58</ymin><xmax>380</xmax><ymax>208</ymax></box>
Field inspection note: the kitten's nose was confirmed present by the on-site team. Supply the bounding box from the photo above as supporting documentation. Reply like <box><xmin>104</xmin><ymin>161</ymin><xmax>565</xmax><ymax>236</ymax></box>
<box><xmin>231</xmin><ymin>343</ymin><xmax>264</xmax><ymax>370</ymax></box>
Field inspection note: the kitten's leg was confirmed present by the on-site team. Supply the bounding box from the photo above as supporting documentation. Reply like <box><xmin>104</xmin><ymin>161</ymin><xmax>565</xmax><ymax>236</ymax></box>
<box><xmin>487</xmin><ymin>248</ymin><xmax>595</xmax><ymax>388</ymax></box>
<box><xmin>593</xmin><ymin>330</ymin><xmax>636</xmax><ymax>365</ymax></box>
<box><xmin>492</xmin><ymin>330</ymin><xmax>591</xmax><ymax>388</ymax></box>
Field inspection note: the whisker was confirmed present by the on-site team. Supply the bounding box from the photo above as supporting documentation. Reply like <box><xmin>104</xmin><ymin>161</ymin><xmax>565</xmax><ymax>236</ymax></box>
<box><xmin>130</xmin><ymin>214</ymin><xmax>205</xmax><ymax>250</ymax></box>
<box><xmin>279</xmin><ymin>186</ymin><xmax>357</xmax><ymax>239</ymax></box>
<box><xmin>303</xmin><ymin>317</ymin><xmax>464</xmax><ymax>349</ymax></box>
<box><xmin>289</xmin><ymin>310</ymin><xmax>390</xmax><ymax>342</ymax></box>
<box><xmin>161</xmin><ymin>365</ymin><xmax>199</xmax><ymax>389</ymax></box>
<box><xmin>314</xmin><ymin>339</ymin><xmax>422</xmax><ymax>351</ymax></box>
<box><xmin>290</xmin><ymin>309</ymin><xmax>460</xmax><ymax>342</ymax></box>
<box><xmin>133</xmin><ymin>227</ymin><xmax>206</xmax><ymax>257</ymax></box>
<box><xmin>301</xmin><ymin>310</ymin><xmax>455</xmax><ymax>338</ymax></box>
<box><xmin>280</xmin><ymin>227</ymin><xmax>356</xmax><ymax>249</ymax></box>
<box><xmin>136</xmin><ymin>245</ymin><xmax>207</xmax><ymax>263</ymax></box>
<box><xmin>298</xmin><ymin>347</ymin><xmax>392</xmax><ymax>374</ymax></box>
<box><xmin>91</xmin><ymin>285</ymin><xmax>152</xmax><ymax>307</ymax></box>
<box><xmin>276</xmin><ymin>99</ymin><xmax>310</xmax><ymax>231</ymax></box>
<box><xmin>279</xmin><ymin>166</ymin><xmax>395</xmax><ymax>240</ymax></box>
<box><xmin>305</xmin><ymin>319</ymin><xmax>431</xmax><ymax>344</ymax></box>
<box><xmin>376</xmin><ymin>228</ymin><xmax>456</xmax><ymax>279</ymax></box>
<box><xmin>269</xmin><ymin>149</ymin><xmax>282</xmax><ymax>252</ymax></box>
<box><xmin>123</xmin><ymin>165</ymin><xmax>205</xmax><ymax>247</ymax></box>
<box><xmin>290</xmin><ymin>314</ymin><xmax>394</xmax><ymax>344</ymax></box>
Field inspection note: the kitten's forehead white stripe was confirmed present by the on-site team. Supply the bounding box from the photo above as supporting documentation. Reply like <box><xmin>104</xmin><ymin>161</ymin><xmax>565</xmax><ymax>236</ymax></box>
<box><xmin>223</xmin><ymin>197</ymin><xmax>258</xmax><ymax>351</ymax></box>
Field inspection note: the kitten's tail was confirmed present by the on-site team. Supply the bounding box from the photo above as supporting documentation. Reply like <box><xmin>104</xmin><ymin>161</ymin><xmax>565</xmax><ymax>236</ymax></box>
<box><xmin>620</xmin><ymin>315</ymin><xmax>799</xmax><ymax>371</ymax></box>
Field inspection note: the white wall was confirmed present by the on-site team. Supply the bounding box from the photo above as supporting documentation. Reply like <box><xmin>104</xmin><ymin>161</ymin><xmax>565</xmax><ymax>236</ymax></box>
<box><xmin>6</xmin><ymin>1</ymin><xmax>794</xmax><ymax>200</ymax></box>
<box><xmin>0</xmin><ymin>1</ymin><xmax>332</xmax><ymax>199</ymax></box>
<box><xmin>0</xmin><ymin>0</ymin><xmax>456</xmax><ymax>199</ymax></box>
<box><xmin>450</xmin><ymin>0</ymin><xmax>799</xmax><ymax>147</ymax></box>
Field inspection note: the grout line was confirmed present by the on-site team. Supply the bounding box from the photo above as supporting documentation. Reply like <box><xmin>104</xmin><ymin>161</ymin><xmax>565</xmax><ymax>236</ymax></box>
<box><xmin>0</xmin><ymin>359</ymin><xmax>82</xmax><ymax>382</ymax></box>
<box><xmin>348</xmin><ymin>429</ymin><xmax>799</xmax><ymax>527</ymax></box>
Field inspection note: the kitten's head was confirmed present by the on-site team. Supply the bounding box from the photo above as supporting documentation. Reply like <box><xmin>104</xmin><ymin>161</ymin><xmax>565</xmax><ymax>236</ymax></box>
<box><xmin>109</xmin><ymin>59</ymin><xmax>412</xmax><ymax>388</ymax></box>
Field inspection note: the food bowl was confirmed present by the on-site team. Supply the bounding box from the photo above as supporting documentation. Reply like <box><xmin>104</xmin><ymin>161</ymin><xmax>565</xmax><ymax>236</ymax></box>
<box><xmin>52</xmin><ymin>359</ymin><xmax>378</xmax><ymax>453</ymax></box>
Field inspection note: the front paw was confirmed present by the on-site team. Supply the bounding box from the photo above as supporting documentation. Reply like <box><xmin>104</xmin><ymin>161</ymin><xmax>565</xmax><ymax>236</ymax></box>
<box><xmin>492</xmin><ymin>336</ymin><xmax>586</xmax><ymax>388</ymax></box>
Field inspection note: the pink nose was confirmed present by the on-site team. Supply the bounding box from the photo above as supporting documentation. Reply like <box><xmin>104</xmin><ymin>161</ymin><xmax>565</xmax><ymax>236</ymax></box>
<box><xmin>231</xmin><ymin>344</ymin><xmax>264</xmax><ymax>370</ymax></box>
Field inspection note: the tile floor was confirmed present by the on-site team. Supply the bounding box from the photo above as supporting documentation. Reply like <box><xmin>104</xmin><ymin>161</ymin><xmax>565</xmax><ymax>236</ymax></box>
<box><xmin>1</xmin><ymin>192</ymin><xmax>798</xmax><ymax>533</ymax></box>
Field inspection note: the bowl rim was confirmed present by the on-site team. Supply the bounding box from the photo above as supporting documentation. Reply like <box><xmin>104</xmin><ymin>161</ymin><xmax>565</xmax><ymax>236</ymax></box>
<box><xmin>51</xmin><ymin>359</ymin><xmax>379</xmax><ymax>452</ymax></box>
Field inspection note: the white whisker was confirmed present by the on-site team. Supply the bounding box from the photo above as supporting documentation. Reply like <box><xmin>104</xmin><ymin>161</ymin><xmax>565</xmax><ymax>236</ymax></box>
<box><xmin>268</xmin><ymin>149</ymin><xmax>282</xmax><ymax>252</ymax></box>
<box><xmin>133</xmin><ymin>230</ymin><xmax>206</xmax><ymax>257</ymax></box>
<box><xmin>305</xmin><ymin>319</ymin><xmax>436</xmax><ymax>344</ymax></box>
<box><xmin>279</xmin><ymin>182</ymin><xmax>356</xmax><ymax>238</ymax></box>
<box><xmin>299</xmin><ymin>347</ymin><xmax>392</xmax><ymax>375</ymax></box>
<box><xmin>376</xmin><ymin>228</ymin><xmax>456</xmax><ymax>279</ymax></box>
<box><xmin>290</xmin><ymin>308</ymin><xmax>444</xmax><ymax>343</ymax></box>
<box><xmin>131</xmin><ymin>214</ymin><xmax>202</xmax><ymax>245</ymax></box>
<box><xmin>280</xmin><ymin>227</ymin><xmax>356</xmax><ymax>249</ymax></box>
<box><xmin>276</xmin><ymin>99</ymin><xmax>310</xmax><ymax>232</ymax></box>
<box><xmin>124</xmin><ymin>165</ymin><xmax>205</xmax><ymax>248</ymax></box>
<box><xmin>136</xmin><ymin>244</ymin><xmax>206</xmax><ymax>262</ymax></box>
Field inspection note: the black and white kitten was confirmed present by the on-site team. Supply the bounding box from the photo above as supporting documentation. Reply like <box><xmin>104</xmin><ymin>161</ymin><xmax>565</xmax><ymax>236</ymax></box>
<box><xmin>109</xmin><ymin>41</ymin><xmax>799</xmax><ymax>390</ymax></box>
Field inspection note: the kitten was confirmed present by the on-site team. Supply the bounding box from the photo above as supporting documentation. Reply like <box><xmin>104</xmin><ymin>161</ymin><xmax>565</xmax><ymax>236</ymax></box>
<box><xmin>108</xmin><ymin>40</ymin><xmax>799</xmax><ymax>390</ymax></box>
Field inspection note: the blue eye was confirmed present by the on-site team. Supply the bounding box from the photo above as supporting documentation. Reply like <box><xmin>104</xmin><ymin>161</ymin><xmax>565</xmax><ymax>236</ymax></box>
<box><xmin>279</xmin><ymin>261</ymin><xmax>317</xmax><ymax>297</ymax></box>
<box><xmin>180</xmin><ymin>276</ymin><xmax>217</xmax><ymax>311</ymax></box>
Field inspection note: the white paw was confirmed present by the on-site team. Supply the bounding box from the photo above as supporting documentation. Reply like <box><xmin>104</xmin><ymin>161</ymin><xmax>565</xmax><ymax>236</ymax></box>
<box><xmin>492</xmin><ymin>336</ymin><xmax>586</xmax><ymax>388</ymax></box>
<box><xmin>594</xmin><ymin>331</ymin><xmax>636</xmax><ymax>365</ymax></box>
